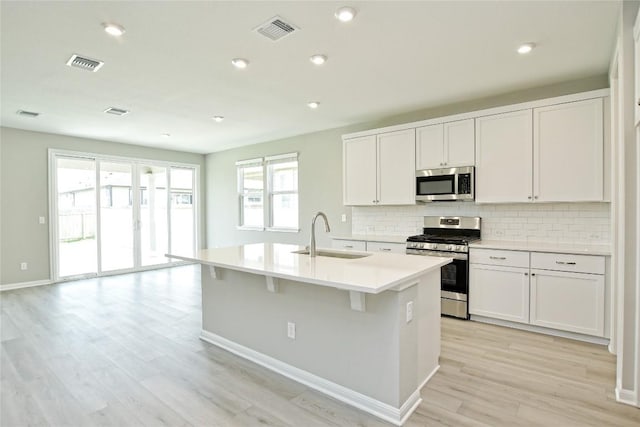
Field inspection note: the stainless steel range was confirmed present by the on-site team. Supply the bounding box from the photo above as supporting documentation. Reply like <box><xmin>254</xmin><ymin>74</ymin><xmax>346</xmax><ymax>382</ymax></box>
<box><xmin>406</xmin><ymin>216</ymin><xmax>481</xmax><ymax>319</ymax></box>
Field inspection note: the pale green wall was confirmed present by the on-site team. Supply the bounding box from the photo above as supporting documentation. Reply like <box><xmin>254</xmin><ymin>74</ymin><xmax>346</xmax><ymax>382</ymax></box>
<box><xmin>206</xmin><ymin>76</ymin><xmax>609</xmax><ymax>248</ymax></box>
<box><xmin>0</xmin><ymin>127</ymin><xmax>205</xmax><ymax>285</ymax></box>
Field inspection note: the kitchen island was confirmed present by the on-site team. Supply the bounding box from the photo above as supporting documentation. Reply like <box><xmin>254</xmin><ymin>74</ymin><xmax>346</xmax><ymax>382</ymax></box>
<box><xmin>168</xmin><ymin>243</ymin><xmax>450</xmax><ymax>425</ymax></box>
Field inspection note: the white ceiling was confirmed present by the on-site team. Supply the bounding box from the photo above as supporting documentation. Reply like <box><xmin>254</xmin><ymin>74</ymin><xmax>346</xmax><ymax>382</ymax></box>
<box><xmin>0</xmin><ymin>1</ymin><xmax>620</xmax><ymax>154</ymax></box>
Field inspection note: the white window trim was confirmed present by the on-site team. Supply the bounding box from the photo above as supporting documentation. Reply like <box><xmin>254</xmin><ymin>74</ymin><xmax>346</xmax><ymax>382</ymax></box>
<box><xmin>237</xmin><ymin>157</ymin><xmax>265</xmax><ymax>230</ymax></box>
<box><xmin>266</xmin><ymin>153</ymin><xmax>299</xmax><ymax>232</ymax></box>
<box><xmin>236</xmin><ymin>153</ymin><xmax>299</xmax><ymax>232</ymax></box>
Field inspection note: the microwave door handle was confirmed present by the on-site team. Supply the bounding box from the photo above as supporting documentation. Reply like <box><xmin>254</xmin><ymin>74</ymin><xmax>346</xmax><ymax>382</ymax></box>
<box><xmin>454</xmin><ymin>172</ymin><xmax>458</xmax><ymax>196</ymax></box>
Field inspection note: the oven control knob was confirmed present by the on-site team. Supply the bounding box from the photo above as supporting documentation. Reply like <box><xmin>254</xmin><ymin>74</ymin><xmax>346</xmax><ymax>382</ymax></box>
<box><xmin>419</xmin><ymin>243</ymin><xmax>425</xmax><ymax>249</ymax></box>
<box><xmin>447</xmin><ymin>244</ymin><xmax>454</xmax><ymax>251</ymax></box>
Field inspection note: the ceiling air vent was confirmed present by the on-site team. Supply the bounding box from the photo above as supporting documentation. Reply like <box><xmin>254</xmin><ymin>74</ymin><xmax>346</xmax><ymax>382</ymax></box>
<box><xmin>254</xmin><ymin>16</ymin><xmax>298</xmax><ymax>41</ymax></box>
<box><xmin>104</xmin><ymin>107</ymin><xmax>130</xmax><ymax>116</ymax></box>
<box><xmin>16</xmin><ymin>110</ymin><xmax>40</xmax><ymax>118</ymax></box>
<box><xmin>66</xmin><ymin>54</ymin><xmax>104</xmax><ymax>72</ymax></box>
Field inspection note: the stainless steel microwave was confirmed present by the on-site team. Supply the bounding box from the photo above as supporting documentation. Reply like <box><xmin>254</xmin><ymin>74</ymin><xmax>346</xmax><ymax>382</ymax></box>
<box><xmin>416</xmin><ymin>166</ymin><xmax>474</xmax><ymax>202</ymax></box>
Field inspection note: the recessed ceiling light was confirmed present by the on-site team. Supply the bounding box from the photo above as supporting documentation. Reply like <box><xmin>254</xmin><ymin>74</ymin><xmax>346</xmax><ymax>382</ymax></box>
<box><xmin>310</xmin><ymin>54</ymin><xmax>327</xmax><ymax>65</ymax></box>
<box><xmin>161</xmin><ymin>133</ymin><xmax>171</xmax><ymax>138</ymax></box>
<box><xmin>307</xmin><ymin>101</ymin><xmax>320</xmax><ymax>109</ymax></box>
<box><xmin>335</xmin><ymin>6</ymin><xmax>357</xmax><ymax>22</ymax></box>
<box><xmin>103</xmin><ymin>22</ymin><xmax>126</xmax><ymax>37</ymax></box>
<box><xmin>212</xmin><ymin>116</ymin><xmax>224</xmax><ymax>122</ymax></box>
<box><xmin>517</xmin><ymin>43</ymin><xmax>535</xmax><ymax>54</ymax></box>
<box><xmin>231</xmin><ymin>58</ymin><xmax>249</xmax><ymax>69</ymax></box>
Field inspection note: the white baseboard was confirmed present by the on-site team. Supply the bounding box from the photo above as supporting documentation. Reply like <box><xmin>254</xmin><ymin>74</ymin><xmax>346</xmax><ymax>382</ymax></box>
<box><xmin>470</xmin><ymin>315</ymin><xmax>610</xmax><ymax>346</ymax></box>
<box><xmin>200</xmin><ymin>329</ymin><xmax>434</xmax><ymax>426</ymax></box>
<box><xmin>615</xmin><ymin>387</ymin><xmax>638</xmax><ymax>406</ymax></box>
<box><xmin>0</xmin><ymin>279</ymin><xmax>53</xmax><ymax>291</ymax></box>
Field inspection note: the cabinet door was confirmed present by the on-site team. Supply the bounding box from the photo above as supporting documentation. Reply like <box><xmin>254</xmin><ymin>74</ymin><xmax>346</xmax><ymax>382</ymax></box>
<box><xmin>444</xmin><ymin>119</ymin><xmax>475</xmax><ymax>167</ymax></box>
<box><xmin>530</xmin><ymin>269</ymin><xmax>605</xmax><ymax>336</ymax></box>
<box><xmin>366</xmin><ymin>241</ymin><xmax>406</xmax><ymax>254</ymax></box>
<box><xmin>377</xmin><ymin>129</ymin><xmax>416</xmax><ymax>205</ymax></box>
<box><xmin>533</xmin><ymin>98</ymin><xmax>603</xmax><ymax>202</ymax></box>
<box><xmin>469</xmin><ymin>264</ymin><xmax>530</xmax><ymax>324</ymax></box>
<box><xmin>343</xmin><ymin>136</ymin><xmax>377</xmax><ymax>205</ymax></box>
<box><xmin>475</xmin><ymin>110</ymin><xmax>533</xmax><ymax>203</ymax></box>
<box><xmin>416</xmin><ymin>124</ymin><xmax>444</xmax><ymax>169</ymax></box>
<box><xmin>331</xmin><ymin>239</ymin><xmax>366</xmax><ymax>251</ymax></box>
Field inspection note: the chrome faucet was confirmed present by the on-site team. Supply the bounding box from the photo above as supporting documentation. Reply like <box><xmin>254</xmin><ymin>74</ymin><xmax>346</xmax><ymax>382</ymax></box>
<box><xmin>310</xmin><ymin>212</ymin><xmax>331</xmax><ymax>257</ymax></box>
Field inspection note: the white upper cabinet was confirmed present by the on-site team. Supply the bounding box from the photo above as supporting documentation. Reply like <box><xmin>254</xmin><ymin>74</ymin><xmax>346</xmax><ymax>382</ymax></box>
<box><xmin>343</xmin><ymin>129</ymin><xmax>415</xmax><ymax>206</ymax></box>
<box><xmin>534</xmin><ymin>98</ymin><xmax>604</xmax><ymax>202</ymax></box>
<box><xmin>343</xmin><ymin>135</ymin><xmax>377</xmax><ymax>206</ymax></box>
<box><xmin>416</xmin><ymin>119</ymin><xmax>474</xmax><ymax>169</ymax></box>
<box><xmin>476</xmin><ymin>98</ymin><xmax>604</xmax><ymax>203</ymax></box>
<box><xmin>475</xmin><ymin>110</ymin><xmax>533</xmax><ymax>203</ymax></box>
<box><xmin>377</xmin><ymin>129</ymin><xmax>416</xmax><ymax>205</ymax></box>
<box><xmin>416</xmin><ymin>124</ymin><xmax>444</xmax><ymax>169</ymax></box>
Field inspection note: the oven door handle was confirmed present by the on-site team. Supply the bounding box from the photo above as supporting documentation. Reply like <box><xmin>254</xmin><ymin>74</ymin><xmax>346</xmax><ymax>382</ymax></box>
<box><xmin>406</xmin><ymin>249</ymin><xmax>468</xmax><ymax>260</ymax></box>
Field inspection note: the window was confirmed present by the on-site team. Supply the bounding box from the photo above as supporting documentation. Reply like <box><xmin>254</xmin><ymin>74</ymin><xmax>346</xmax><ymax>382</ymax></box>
<box><xmin>267</xmin><ymin>154</ymin><xmax>298</xmax><ymax>230</ymax></box>
<box><xmin>237</xmin><ymin>159</ymin><xmax>264</xmax><ymax>229</ymax></box>
<box><xmin>236</xmin><ymin>153</ymin><xmax>299</xmax><ymax>231</ymax></box>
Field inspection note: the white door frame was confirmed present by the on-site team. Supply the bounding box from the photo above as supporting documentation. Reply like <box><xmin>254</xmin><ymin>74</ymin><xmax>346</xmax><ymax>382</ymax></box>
<box><xmin>48</xmin><ymin>149</ymin><xmax>199</xmax><ymax>281</ymax></box>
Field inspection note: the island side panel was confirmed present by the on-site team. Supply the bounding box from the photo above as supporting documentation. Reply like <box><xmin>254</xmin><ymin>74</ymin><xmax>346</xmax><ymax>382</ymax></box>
<box><xmin>200</xmin><ymin>267</ymin><xmax>404</xmax><ymax>406</ymax></box>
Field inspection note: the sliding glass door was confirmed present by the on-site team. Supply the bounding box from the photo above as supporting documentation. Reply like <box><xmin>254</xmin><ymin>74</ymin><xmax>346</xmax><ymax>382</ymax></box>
<box><xmin>99</xmin><ymin>161</ymin><xmax>134</xmax><ymax>272</ymax></box>
<box><xmin>139</xmin><ymin>165</ymin><xmax>169</xmax><ymax>267</ymax></box>
<box><xmin>51</xmin><ymin>151</ymin><xmax>198</xmax><ymax>280</ymax></box>
<box><xmin>56</xmin><ymin>157</ymin><xmax>98</xmax><ymax>278</ymax></box>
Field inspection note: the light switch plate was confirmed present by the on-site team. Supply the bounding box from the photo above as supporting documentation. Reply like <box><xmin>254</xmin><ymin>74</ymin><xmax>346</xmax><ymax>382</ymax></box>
<box><xmin>406</xmin><ymin>301</ymin><xmax>414</xmax><ymax>323</ymax></box>
<box><xmin>39</xmin><ymin>216</ymin><xmax>46</xmax><ymax>224</ymax></box>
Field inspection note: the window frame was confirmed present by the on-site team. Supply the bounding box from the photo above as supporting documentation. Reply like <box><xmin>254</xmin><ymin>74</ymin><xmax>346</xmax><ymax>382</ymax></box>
<box><xmin>236</xmin><ymin>153</ymin><xmax>299</xmax><ymax>233</ymax></box>
<box><xmin>266</xmin><ymin>153</ymin><xmax>299</xmax><ymax>232</ymax></box>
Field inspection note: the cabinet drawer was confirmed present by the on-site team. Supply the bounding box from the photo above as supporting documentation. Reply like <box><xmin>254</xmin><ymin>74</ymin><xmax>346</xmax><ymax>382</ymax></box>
<box><xmin>470</xmin><ymin>248</ymin><xmax>529</xmax><ymax>268</ymax></box>
<box><xmin>331</xmin><ymin>239</ymin><xmax>366</xmax><ymax>251</ymax></box>
<box><xmin>530</xmin><ymin>252</ymin><xmax>604</xmax><ymax>275</ymax></box>
<box><xmin>367</xmin><ymin>241</ymin><xmax>406</xmax><ymax>254</ymax></box>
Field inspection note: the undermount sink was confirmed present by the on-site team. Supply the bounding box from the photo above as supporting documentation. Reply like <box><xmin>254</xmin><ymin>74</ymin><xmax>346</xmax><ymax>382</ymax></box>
<box><xmin>292</xmin><ymin>249</ymin><xmax>371</xmax><ymax>259</ymax></box>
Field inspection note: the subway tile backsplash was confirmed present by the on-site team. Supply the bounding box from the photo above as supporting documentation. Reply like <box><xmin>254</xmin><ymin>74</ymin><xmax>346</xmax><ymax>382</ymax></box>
<box><xmin>352</xmin><ymin>202</ymin><xmax>611</xmax><ymax>244</ymax></box>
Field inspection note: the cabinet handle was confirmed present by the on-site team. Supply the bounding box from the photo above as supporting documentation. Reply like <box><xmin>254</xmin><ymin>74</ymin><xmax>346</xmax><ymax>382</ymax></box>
<box><xmin>380</xmin><ymin>248</ymin><xmax>392</xmax><ymax>252</ymax></box>
<box><xmin>556</xmin><ymin>261</ymin><xmax>576</xmax><ymax>265</ymax></box>
<box><xmin>524</xmin><ymin>272</ymin><xmax>529</xmax><ymax>276</ymax></box>
<box><xmin>344</xmin><ymin>245</ymin><xmax>353</xmax><ymax>249</ymax></box>
<box><xmin>528</xmin><ymin>196</ymin><xmax>532</xmax><ymax>200</ymax></box>
<box><xmin>531</xmin><ymin>273</ymin><xmax>536</xmax><ymax>277</ymax></box>
<box><xmin>489</xmin><ymin>256</ymin><xmax>506</xmax><ymax>260</ymax></box>
<box><xmin>534</xmin><ymin>196</ymin><xmax>538</xmax><ymax>199</ymax></box>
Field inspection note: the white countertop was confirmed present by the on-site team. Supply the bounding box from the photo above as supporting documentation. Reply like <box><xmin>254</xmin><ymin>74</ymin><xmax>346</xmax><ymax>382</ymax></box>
<box><xmin>469</xmin><ymin>240</ymin><xmax>611</xmax><ymax>256</ymax></box>
<box><xmin>168</xmin><ymin>243</ymin><xmax>450</xmax><ymax>294</ymax></box>
<box><xmin>332</xmin><ymin>234</ymin><xmax>408</xmax><ymax>244</ymax></box>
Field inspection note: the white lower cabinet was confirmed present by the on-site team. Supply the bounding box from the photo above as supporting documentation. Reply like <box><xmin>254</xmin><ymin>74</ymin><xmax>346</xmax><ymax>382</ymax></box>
<box><xmin>331</xmin><ymin>239</ymin><xmax>366</xmax><ymax>251</ymax></box>
<box><xmin>366</xmin><ymin>241</ymin><xmax>406</xmax><ymax>254</ymax></box>
<box><xmin>470</xmin><ymin>248</ymin><xmax>607</xmax><ymax>338</ymax></box>
<box><xmin>331</xmin><ymin>239</ymin><xmax>405</xmax><ymax>253</ymax></box>
<box><xmin>530</xmin><ymin>272</ymin><xmax>605</xmax><ymax>337</ymax></box>
<box><xmin>469</xmin><ymin>264</ymin><xmax>530</xmax><ymax>324</ymax></box>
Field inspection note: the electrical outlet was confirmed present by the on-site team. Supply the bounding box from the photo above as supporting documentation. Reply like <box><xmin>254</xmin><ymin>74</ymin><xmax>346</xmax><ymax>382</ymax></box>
<box><xmin>406</xmin><ymin>301</ymin><xmax>414</xmax><ymax>323</ymax></box>
<box><xmin>20</xmin><ymin>262</ymin><xmax>28</xmax><ymax>271</ymax></box>
<box><xmin>287</xmin><ymin>322</ymin><xmax>296</xmax><ymax>339</ymax></box>
<box><xmin>39</xmin><ymin>216</ymin><xmax>46</xmax><ymax>224</ymax></box>
<box><xmin>341</xmin><ymin>213</ymin><xmax>347</xmax><ymax>222</ymax></box>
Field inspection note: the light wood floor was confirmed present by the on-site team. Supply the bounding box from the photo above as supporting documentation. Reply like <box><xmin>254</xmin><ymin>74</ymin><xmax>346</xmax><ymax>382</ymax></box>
<box><xmin>1</xmin><ymin>265</ymin><xmax>638</xmax><ymax>426</ymax></box>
